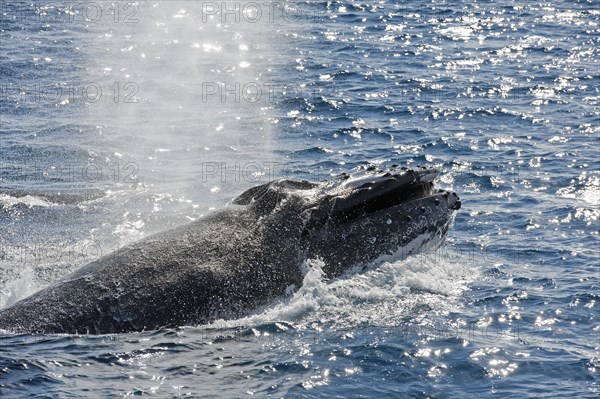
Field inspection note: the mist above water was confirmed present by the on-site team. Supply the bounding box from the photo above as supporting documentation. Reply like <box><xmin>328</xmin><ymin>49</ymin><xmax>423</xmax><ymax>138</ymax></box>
<box><xmin>82</xmin><ymin>1</ymin><xmax>290</xmax><ymax>207</ymax></box>
<box><xmin>0</xmin><ymin>2</ymin><xmax>303</xmax><ymax>306</ymax></box>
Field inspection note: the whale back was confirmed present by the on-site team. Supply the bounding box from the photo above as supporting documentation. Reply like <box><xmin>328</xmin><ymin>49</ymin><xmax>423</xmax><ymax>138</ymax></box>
<box><xmin>0</xmin><ymin>204</ymin><xmax>307</xmax><ymax>334</ymax></box>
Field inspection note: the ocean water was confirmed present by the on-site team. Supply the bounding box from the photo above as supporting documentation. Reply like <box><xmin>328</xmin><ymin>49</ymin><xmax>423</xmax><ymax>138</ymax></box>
<box><xmin>0</xmin><ymin>0</ymin><xmax>598</xmax><ymax>397</ymax></box>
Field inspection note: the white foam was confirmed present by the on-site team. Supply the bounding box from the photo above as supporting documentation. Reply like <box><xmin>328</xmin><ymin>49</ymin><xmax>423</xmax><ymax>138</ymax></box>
<box><xmin>210</xmin><ymin>243</ymin><xmax>477</xmax><ymax>330</ymax></box>
<box><xmin>0</xmin><ymin>267</ymin><xmax>41</xmax><ymax>309</ymax></box>
<box><xmin>0</xmin><ymin>194</ymin><xmax>54</xmax><ymax>208</ymax></box>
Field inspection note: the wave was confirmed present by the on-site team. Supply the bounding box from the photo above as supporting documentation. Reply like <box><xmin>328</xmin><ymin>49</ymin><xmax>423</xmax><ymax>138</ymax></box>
<box><xmin>0</xmin><ymin>190</ymin><xmax>106</xmax><ymax>208</ymax></box>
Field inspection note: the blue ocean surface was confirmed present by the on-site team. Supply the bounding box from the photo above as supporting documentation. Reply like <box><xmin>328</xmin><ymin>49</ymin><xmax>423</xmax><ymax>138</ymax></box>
<box><xmin>0</xmin><ymin>0</ymin><xmax>598</xmax><ymax>397</ymax></box>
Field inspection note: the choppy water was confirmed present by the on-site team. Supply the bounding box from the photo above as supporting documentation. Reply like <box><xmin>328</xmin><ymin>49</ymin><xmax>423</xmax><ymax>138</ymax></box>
<box><xmin>0</xmin><ymin>1</ymin><xmax>598</xmax><ymax>397</ymax></box>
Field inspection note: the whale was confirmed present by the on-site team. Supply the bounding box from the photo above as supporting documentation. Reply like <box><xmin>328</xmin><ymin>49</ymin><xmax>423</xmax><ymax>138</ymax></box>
<box><xmin>0</xmin><ymin>166</ymin><xmax>461</xmax><ymax>334</ymax></box>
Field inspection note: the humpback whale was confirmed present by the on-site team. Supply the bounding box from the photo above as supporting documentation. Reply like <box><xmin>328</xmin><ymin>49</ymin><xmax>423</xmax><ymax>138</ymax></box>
<box><xmin>0</xmin><ymin>166</ymin><xmax>460</xmax><ymax>334</ymax></box>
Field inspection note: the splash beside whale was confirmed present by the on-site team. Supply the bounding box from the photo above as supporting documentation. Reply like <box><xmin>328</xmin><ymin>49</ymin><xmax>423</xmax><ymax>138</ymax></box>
<box><xmin>0</xmin><ymin>166</ymin><xmax>460</xmax><ymax>334</ymax></box>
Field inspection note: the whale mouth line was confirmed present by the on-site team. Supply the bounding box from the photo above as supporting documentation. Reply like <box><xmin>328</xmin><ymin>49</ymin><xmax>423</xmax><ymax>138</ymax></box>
<box><xmin>359</xmin><ymin>181</ymin><xmax>435</xmax><ymax>215</ymax></box>
<box><xmin>331</xmin><ymin>180</ymin><xmax>437</xmax><ymax>224</ymax></box>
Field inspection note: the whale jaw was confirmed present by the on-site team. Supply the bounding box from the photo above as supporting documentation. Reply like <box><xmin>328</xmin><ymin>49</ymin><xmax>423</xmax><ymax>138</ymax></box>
<box><xmin>302</xmin><ymin>166</ymin><xmax>461</xmax><ymax>277</ymax></box>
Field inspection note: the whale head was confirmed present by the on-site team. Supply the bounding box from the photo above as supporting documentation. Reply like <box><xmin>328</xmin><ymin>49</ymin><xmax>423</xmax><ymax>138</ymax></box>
<box><xmin>232</xmin><ymin>166</ymin><xmax>460</xmax><ymax>278</ymax></box>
